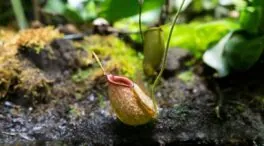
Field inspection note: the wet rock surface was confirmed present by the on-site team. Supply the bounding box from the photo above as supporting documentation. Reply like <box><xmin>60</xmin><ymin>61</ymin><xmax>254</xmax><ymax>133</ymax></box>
<box><xmin>163</xmin><ymin>48</ymin><xmax>191</xmax><ymax>78</ymax></box>
<box><xmin>0</xmin><ymin>72</ymin><xmax>264</xmax><ymax>145</ymax></box>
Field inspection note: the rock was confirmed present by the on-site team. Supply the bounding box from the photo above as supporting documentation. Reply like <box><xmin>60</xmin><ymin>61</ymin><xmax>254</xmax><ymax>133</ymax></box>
<box><xmin>163</xmin><ymin>48</ymin><xmax>191</xmax><ymax>78</ymax></box>
<box><xmin>19</xmin><ymin>39</ymin><xmax>88</xmax><ymax>78</ymax></box>
<box><xmin>0</xmin><ymin>74</ymin><xmax>264</xmax><ymax>145</ymax></box>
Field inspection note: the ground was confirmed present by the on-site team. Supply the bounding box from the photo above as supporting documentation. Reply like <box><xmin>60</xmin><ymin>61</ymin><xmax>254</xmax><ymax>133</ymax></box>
<box><xmin>0</xmin><ymin>28</ymin><xmax>263</xmax><ymax>145</ymax></box>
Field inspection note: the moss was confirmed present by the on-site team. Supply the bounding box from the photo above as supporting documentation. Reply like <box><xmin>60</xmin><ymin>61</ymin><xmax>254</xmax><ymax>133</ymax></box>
<box><xmin>15</xmin><ymin>68</ymin><xmax>53</xmax><ymax>104</ymax></box>
<box><xmin>70</xmin><ymin>67</ymin><xmax>106</xmax><ymax>100</ymax></box>
<box><xmin>0</xmin><ymin>27</ymin><xmax>88</xmax><ymax>104</ymax></box>
<box><xmin>15</xmin><ymin>26</ymin><xmax>63</xmax><ymax>53</ymax></box>
<box><xmin>177</xmin><ymin>70</ymin><xmax>195</xmax><ymax>84</ymax></box>
<box><xmin>69</xmin><ymin>103</ymin><xmax>85</xmax><ymax>120</ymax></box>
<box><xmin>0</xmin><ymin>40</ymin><xmax>53</xmax><ymax>103</ymax></box>
<box><xmin>0</xmin><ymin>27</ymin><xmax>16</xmax><ymax>45</ymax></box>
<box><xmin>249</xmin><ymin>95</ymin><xmax>264</xmax><ymax>110</ymax></box>
<box><xmin>75</xmin><ymin>48</ymin><xmax>93</xmax><ymax>67</ymax></box>
<box><xmin>72</xmin><ymin>68</ymin><xmax>95</xmax><ymax>83</ymax></box>
<box><xmin>1</xmin><ymin>33</ymin><xmax>144</xmax><ymax>105</ymax></box>
<box><xmin>236</xmin><ymin>104</ymin><xmax>247</xmax><ymax>112</ymax></box>
<box><xmin>76</xmin><ymin>35</ymin><xmax>143</xmax><ymax>80</ymax></box>
<box><xmin>173</xmin><ymin>104</ymin><xmax>189</xmax><ymax>120</ymax></box>
<box><xmin>0</xmin><ymin>68</ymin><xmax>16</xmax><ymax>98</ymax></box>
<box><xmin>0</xmin><ymin>63</ymin><xmax>52</xmax><ymax>104</ymax></box>
<box><xmin>0</xmin><ymin>46</ymin><xmax>20</xmax><ymax>99</ymax></box>
<box><xmin>97</xmin><ymin>92</ymin><xmax>106</xmax><ymax>108</ymax></box>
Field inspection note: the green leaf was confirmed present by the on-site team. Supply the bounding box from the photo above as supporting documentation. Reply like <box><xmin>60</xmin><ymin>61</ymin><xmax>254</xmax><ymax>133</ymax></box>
<box><xmin>239</xmin><ymin>6</ymin><xmax>262</xmax><ymax>34</ymax></box>
<box><xmin>252</xmin><ymin>0</ymin><xmax>264</xmax><ymax>7</ymax></box>
<box><xmin>252</xmin><ymin>0</ymin><xmax>264</xmax><ymax>33</ymax></box>
<box><xmin>64</xmin><ymin>0</ymin><xmax>98</xmax><ymax>23</ymax></box>
<box><xmin>203</xmin><ymin>32</ymin><xmax>233</xmax><ymax>77</ymax></box>
<box><xmin>83</xmin><ymin>0</ymin><xmax>97</xmax><ymax>19</ymax></box>
<box><xmin>162</xmin><ymin>24</ymin><xmax>196</xmax><ymax>52</ymax></box>
<box><xmin>224</xmin><ymin>32</ymin><xmax>264</xmax><ymax>71</ymax></box>
<box><xmin>203</xmin><ymin>30</ymin><xmax>264</xmax><ymax>77</ymax></box>
<box><xmin>43</xmin><ymin>0</ymin><xmax>66</xmax><ymax>15</ymax></box>
<box><xmin>195</xmin><ymin>20</ymin><xmax>240</xmax><ymax>51</ymax></box>
<box><xmin>162</xmin><ymin>20</ymin><xmax>239</xmax><ymax>58</ymax></box>
<box><xmin>100</xmin><ymin>0</ymin><xmax>163</xmax><ymax>21</ymax></box>
<box><xmin>64</xmin><ymin>5</ymin><xmax>84</xmax><ymax>23</ymax></box>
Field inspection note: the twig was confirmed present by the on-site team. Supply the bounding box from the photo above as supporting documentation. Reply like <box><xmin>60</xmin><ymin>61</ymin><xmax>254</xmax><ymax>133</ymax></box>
<box><xmin>92</xmin><ymin>52</ymin><xmax>106</xmax><ymax>75</ymax></box>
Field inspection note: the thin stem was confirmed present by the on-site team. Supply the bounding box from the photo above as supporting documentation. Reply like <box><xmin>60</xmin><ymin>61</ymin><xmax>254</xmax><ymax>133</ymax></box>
<box><xmin>151</xmin><ymin>0</ymin><xmax>185</xmax><ymax>111</ymax></box>
<box><xmin>92</xmin><ymin>52</ymin><xmax>106</xmax><ymax>75</ymax></box>
<box><xmin>139</xmin><ymin>2</ymin><xmax>144</xmax><ymax>43</ymax></box>
<box><xmin>214</xmin><ymin>80</ymin><xmax>223</xmax><ymax>119</ymax></box>
<box><xmin>11</xmin><ymin>0</ymin><xmax>28</xmax><ymax>29</ymax></box>
<box><xmin>32</xmin><ymin>0</ymin><xmax>40</xmax><ymax>21</ymax></box>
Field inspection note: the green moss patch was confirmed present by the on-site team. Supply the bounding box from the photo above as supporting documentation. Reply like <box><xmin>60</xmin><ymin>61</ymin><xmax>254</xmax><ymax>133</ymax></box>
<box><xmin>75</xmin><ymin>35</ymin><xmax>143</xmax><ymax>81</ymax></box>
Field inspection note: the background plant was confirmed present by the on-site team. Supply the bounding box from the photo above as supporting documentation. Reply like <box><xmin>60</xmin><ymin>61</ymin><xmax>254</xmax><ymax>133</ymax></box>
<box><xmin>203</xmin><ymin>0</ymin><xmax>264</xmax><ymax>77</ymax></box>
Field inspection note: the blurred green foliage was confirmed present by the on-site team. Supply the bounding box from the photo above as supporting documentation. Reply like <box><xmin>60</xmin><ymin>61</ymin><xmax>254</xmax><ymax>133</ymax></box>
<box><xmin>115</xmin><ymin>19</ymin><xmax>239</xmax><ymax>59</ymax></box>
<box><xmin>44</xmin><ymin>0</ymin><xmax>65</xmax><ymax>15</ymax></box>
<box><xmin>11</xmin><ymin>0</ymin><xmax>28</xmax><ymax>29</ymax></box>
<box><xmin>191</xmin><ymin>0</ymin><xmax>218</xmax><ymax>12</ymax></box>
<box><xmin>224</xmin><ymin>32</ymin><xmax>264</xmax><ymax>71</ymax></box>
<box><xmin>162</xmin><ymin>20</ymin><xmax>239</xmax><ymax>58</ymax></box>
<box><xmin>43</xmin><ymin>0</ymin><xmax>163</xmax><ymax>23</ymax></box>
<box><xmin>101</xmin><ymin>0</ymin><xmax>163</xmax><ymax>22</ymax></box>
<box><xmin>239</xmin><ymin>6</ymin><xmax>262</xmax><ymax>34</ymax></box>
<box><xmin>42</xmin><ymin>0</ymin><xmax>240</xmax><ymax>24</ymax></box>
<box><xmin>203</xmin><ymin>0</ymin><xmax>264</xmax><ymax>77</ymax></box>
<box><xmin>44</xmin><ymin>0</ymin><xmax>100</xmax><ymax>23</ymax></box>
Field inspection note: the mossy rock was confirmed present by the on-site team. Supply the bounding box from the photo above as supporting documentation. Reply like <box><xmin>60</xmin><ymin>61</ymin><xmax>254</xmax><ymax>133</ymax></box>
<box><xmin>15</xmin><ymin>26</ymin><xmax>63</xmax><ymax>53</ymax></box>
<box><xmin>13</xmin><ymin>68</ymin><xmax>53</xmax><ymax>105</ymax></box>
<box><xmin>0</xmin><ymin>31</ymin><xmax>145</xmax><ymax>106</ymax></box>
<box><xmin>78</xmin><ymin>35</ymin><xmax>144</xmax><ymax>80</ymax></box>
<box><xmin>19</xmin><ymin>39</ymin><xmax>89</xmax><ymax>75</ymax></box>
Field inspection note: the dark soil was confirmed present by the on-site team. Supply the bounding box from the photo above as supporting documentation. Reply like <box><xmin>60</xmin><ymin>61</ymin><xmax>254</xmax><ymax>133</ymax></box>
<box><xmin>0</xmin><ymin>36</ymin><xmax>264</xmax><ymax>146</ymax></box>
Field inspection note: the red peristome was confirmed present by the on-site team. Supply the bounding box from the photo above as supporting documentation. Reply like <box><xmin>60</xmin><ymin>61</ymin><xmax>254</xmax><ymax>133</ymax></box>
<box><xmin>106</xmin><ymin>74</ymin><xmax>133</xmax><ymax>87</ymax></box>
